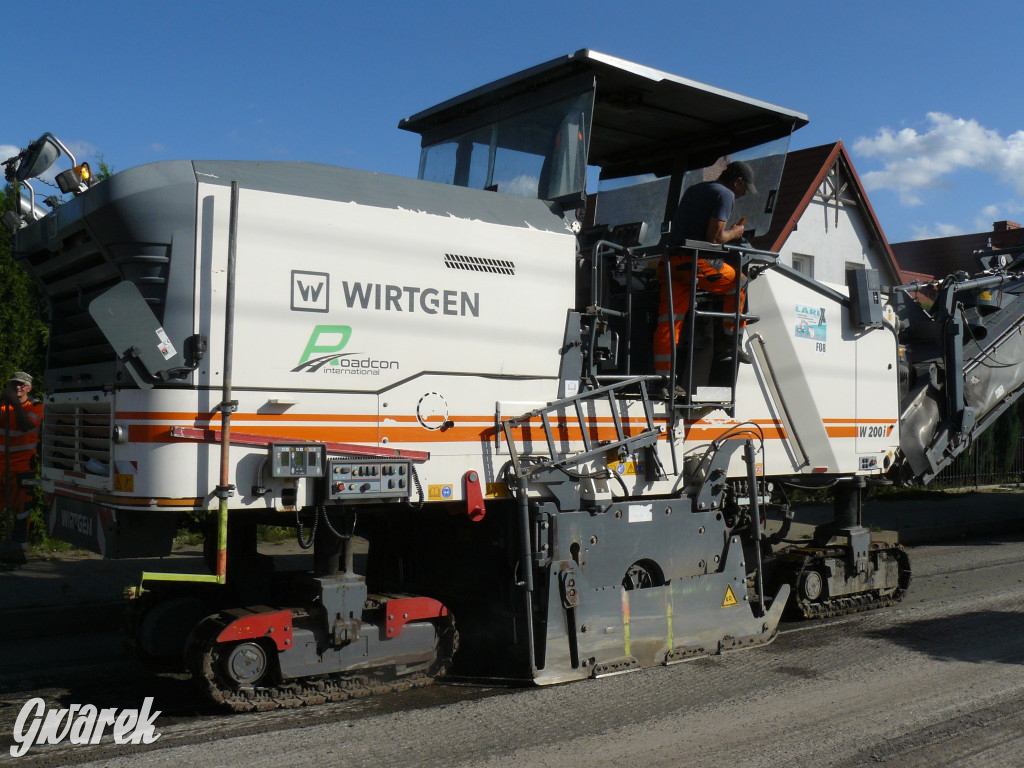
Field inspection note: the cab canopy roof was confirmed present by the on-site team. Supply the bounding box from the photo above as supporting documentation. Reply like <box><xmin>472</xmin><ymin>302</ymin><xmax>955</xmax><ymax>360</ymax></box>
<box><xmin>399</xmin><ymin>49</ymin><xmax>808</xmax><ymax>180</ymax></box>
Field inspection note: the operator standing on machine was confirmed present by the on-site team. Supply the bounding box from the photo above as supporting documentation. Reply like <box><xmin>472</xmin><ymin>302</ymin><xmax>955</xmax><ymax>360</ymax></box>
<box><xmin>654</xmin><ymin>161</ymin><xmax>756</xmax><ymax>388</ymax></box>
<box><xmin>1</xmin><ymin>372</ymin><xmax>42</xmax><ymax>564</ymax></box>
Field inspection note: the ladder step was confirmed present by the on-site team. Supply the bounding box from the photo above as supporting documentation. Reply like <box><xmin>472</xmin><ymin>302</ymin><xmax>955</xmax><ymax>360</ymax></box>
<box><xmin>692</xmin><ymin>309</ymin><xmax>759</xmax><ymax>322</ymax></box>
<box><xmin>694</xmin><ymin>386</ymin><xmax>732</xmax><ymax>403</ymax></box>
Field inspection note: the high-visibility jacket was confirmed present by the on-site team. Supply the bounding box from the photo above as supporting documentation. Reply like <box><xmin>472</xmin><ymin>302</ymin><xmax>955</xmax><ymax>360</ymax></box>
<box><xmin>1</xmin><ymin>401</ymin><xmax>42</xmax><ymax>474</ymax></box>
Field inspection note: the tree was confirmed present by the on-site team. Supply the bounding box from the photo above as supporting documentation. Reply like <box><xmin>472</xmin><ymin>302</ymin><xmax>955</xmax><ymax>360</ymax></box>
<box><xmin>94</xmin><ymin>153</ymin><xmax>114</xmax><ymax>181</ymax></box>
<box><xmin>0</xmin><ymin>183</ymin><xmax>49</xmax><ymax>547</ymax></box>
<box><xmin>0</xmin><ymin>184</ymin><xmax>47</xmax><ymax>382</ymax></box>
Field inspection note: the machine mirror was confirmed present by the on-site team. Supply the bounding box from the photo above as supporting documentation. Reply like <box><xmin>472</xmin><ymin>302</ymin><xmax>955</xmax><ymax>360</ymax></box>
<box><xmin>15</xmin><ymin>135</ymin><xmax>61</xmax><ymax>182</ymax></box>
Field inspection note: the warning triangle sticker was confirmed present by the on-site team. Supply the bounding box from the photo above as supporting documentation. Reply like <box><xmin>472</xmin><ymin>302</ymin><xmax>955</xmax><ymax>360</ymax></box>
<box><xmin>721</xmin><ymin>584</ymin><xmax>739</xmax><ymax>608</ymax></box>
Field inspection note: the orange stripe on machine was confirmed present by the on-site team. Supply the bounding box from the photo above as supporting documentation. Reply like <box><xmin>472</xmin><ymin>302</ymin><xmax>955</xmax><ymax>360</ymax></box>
<box><xmin>116</xmin><ymin>412</ymin><xmax>893</xmax><ymax>445</ymax></box>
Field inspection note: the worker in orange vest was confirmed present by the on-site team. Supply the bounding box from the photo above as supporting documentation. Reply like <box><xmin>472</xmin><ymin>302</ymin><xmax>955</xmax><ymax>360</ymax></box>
<box><xmin>1</xmin><ymin>371</ymin><xmax>43</xmax><ymax>564</ymax></box>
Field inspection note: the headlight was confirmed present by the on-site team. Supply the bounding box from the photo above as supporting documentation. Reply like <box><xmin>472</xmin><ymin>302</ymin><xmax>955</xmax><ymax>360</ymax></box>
<box><xmin>55</xmin><ymin>162</ymin><xmax>93</xmax><ymax>195</ymax></box>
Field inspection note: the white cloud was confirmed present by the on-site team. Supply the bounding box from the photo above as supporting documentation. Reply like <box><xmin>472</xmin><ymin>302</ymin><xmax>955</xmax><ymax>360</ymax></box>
<box><xmin>854</xmin><ymin>113</ymin><xmax>1024</xmax><ymax>206</ymax></box>
<box><xmin>501</xmin><ymin>174</ymin><xmax>539</xmax><ymax>197</ymax></box>
<box><xmin>973</xmin><ymin>200</ymin><xmax>1024</xmax><ymax>231</ymax></box>
<box><xmin>908</xmin><ymin>200</ymin><xmax>1024</xmax><ymax>241</ymax></box>
<box><xmin>910</xmin><ymin>222</ymin><xmax>965</xmax><ymax>240</ymax></box>
<box><xmin>1</xmin><ymin>144</ymin><xmax>18</xmax><ymax>164</ymax></box>
<box><xmin>65</xmin><ymin>140</ymin><xmax>98</xmax><ymax>164</ymax></box>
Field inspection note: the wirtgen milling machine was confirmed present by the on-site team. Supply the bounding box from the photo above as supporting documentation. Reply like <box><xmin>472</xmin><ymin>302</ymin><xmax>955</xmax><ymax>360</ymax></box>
<box><xmin>7</xmin><ymin>51</ymin><xmax>1024</xmax><ymax>710</ymax></box>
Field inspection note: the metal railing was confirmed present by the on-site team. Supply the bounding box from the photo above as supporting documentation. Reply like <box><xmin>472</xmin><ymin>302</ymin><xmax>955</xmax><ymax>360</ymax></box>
<box><xmin>499</xmin><ymin>376</ymin><xmax>663</xmax><ymax>481</ymax></box>
<box><xmin>932</xmin><ymin>434</ymin><xmax>1024</xmax><ymax>489</ymax></box>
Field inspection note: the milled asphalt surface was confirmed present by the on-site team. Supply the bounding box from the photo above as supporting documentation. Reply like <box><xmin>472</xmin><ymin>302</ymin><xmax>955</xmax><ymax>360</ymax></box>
<box><xmin>1</xmin><ymin>487</ymin><xmax>1022</xmax><ymax>641</ymax></box>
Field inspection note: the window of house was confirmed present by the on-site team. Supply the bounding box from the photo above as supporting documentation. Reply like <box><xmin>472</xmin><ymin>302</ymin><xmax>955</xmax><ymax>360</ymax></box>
<box><xmin>792</xmin><ymin>253</ymin><xmax>814</xmax><ymax>277</ymax></box>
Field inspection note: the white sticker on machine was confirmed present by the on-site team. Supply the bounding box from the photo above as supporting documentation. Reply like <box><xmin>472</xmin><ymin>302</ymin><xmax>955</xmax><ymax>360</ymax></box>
<box><xmin>155</xmin><ymin>326</ymin><xmax>177</xmax><ymax>360</ymax></box>
<box><xmin>628</xmin><ymin>504</ymin><xmax>653</xmax><ymax>523</ymax></box>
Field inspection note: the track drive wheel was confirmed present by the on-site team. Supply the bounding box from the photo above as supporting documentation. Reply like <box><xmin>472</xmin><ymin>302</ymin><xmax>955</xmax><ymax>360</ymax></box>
<box><xmin>185</xmin><ymin>615</ymin><xmax>285</xmax><ymax>712</ymax></box>
<box><xmin>222</xmin><ymin>642</ymin><xmax>270</xmax><ymax>687</ymax></box>
<box><xmin>799</xmin><ymin>569</ymin><xmax>825</xmax><ymax>603</ymax></box>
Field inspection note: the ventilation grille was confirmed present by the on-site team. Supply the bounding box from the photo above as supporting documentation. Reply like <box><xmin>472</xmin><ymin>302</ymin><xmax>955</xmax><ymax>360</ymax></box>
<box><xmin>42</xmin><ymin>401</ymin><xmax>112</xmax><ymax>477</ymax></box>
<box><xmin>444</xmin><ymin>253</ymin><xmax>516</xmax><ymax>276</ymax></box>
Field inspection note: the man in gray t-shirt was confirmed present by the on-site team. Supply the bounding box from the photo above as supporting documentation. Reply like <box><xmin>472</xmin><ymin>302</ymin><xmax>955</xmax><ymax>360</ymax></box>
<box><xmin>668</xmin><ymin>161</ymin><xmax>755</xmax><ymax>245</ymax></box>
<box><xmin>654</xmin><ymin>161</ymin><xmax>756</xmax><ymax>387</ymax></box>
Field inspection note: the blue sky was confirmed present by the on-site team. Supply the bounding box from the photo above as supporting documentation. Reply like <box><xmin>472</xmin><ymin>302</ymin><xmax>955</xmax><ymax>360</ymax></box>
<box><xmin>3</xmin><ymin>0</ymin><xmax>1023</xmax><ymax>244</ymax></box>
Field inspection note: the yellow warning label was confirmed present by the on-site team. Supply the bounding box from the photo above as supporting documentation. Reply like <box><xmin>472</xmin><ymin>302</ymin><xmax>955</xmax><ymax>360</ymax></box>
<box><xmin>114</xmin><ymin>474</ymin><xmax>134</xmax><ymax>493</ymax></box>
<box><xmin>427</xmin><ymin>484</ymin><xmax>454</xmax><ymax>501</ymax></box>
<box><xmin>721</xmin><ymin>584</ymin><xmax>739</xmax><ymax>608</ymax></box>
<box><xmin>606</xmin><ymin>457</ymin><xmax>646</xmax><ymax>476</ymax></box>
<box><xmin>485</xmin><ymin>482</ymin><xmax>511</xmax><ymax>498</ymax></box>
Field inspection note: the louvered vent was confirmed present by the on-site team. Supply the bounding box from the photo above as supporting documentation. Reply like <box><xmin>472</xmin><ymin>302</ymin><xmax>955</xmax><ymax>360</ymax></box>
<box><xmin>444</xmin><ymin>253</ymin><xmax>515</xmax><ymax>276</ymax></box>
<box><xmin>18</xmin><ymin>227</ymin><xmax>171</xmax><ymax>370</ymax></box>
<box><xmin>42</xmin><ymin>401</ymin><xmax>112</xmax><ymax>476</ymax></box>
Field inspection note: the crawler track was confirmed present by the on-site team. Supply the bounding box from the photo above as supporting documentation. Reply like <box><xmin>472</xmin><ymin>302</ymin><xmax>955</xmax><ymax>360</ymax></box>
<box><xmin>185</xmin><ymin>614</ymin><xmax>458</xmax><ymax>713</ymax></box>
<box><xmin>779</xmin><ymin>544</ymin><xmax>912</xmax><ymax>619</ymax></box>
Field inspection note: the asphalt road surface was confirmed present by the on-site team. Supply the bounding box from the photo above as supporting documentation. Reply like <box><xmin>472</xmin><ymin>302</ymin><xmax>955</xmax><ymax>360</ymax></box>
<box><xmin>3</xmin><ymin>535</ymin><xmax>1024</xmax><ymax>767</ymax></box>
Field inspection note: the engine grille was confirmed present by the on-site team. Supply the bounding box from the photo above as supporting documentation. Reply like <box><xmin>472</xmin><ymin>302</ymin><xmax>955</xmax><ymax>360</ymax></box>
<box><xmin>42</xmin><ymin>401</ymin><xmax>112</xmax><ymax>477</ymax></box>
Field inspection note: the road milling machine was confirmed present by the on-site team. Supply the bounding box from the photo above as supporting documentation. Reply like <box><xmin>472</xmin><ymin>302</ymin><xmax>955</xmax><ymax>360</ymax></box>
<box><xmin>7</xmin><ymin>50</ymin><xmax>1024</xmax><ymax>711</ymax></box>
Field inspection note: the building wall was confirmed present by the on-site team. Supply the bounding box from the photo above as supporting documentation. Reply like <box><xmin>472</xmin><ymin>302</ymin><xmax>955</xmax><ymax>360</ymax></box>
<box><xmin>774</xmin><ymin>191</ymin><xmax>897</xmax><ymax>287</ymax></box>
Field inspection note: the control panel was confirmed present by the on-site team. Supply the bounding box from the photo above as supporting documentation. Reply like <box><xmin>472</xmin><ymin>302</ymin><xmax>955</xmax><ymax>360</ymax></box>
<box><xmin>325</xmin><ymin>458</ymin><xmax>412</xmax><ymax>500</ymax></box>
<box><xmin>270</xmin><ymin>443</ymin><xmax>324</xmax><ymax>478</ymax></box>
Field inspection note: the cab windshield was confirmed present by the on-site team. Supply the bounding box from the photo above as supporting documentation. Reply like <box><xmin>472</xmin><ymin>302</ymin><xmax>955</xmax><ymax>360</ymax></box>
<box><xmin>417</xmin><ymin>89</ymin><xmax>594</xmax><ymax>202</ymax></box>
<box><xmin>591</xmin><ymin>135</ymin><xmax>794</xmax><ymax>245</ymax></box>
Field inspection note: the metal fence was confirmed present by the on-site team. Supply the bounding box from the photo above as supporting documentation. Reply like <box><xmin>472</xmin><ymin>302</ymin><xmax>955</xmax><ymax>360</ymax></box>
<box><xmin>932</xmin><ymin>435</ymin><xmax>1024</xmax><ymax>489</ymax></box>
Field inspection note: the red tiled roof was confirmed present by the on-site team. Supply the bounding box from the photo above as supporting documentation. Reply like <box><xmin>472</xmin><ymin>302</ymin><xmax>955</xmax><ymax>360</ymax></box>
<box><xmin>897</xmin><ymin>268</ymin><xmax>937</xmax><ymax>287</ymax></box>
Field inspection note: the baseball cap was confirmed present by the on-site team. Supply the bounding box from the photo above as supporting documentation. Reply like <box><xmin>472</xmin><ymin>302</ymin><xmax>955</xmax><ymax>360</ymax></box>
<box><xmin>725</xmin><ymin>161</ymin><xmax>757</xmax><ymax>195</ymax></box>
<box><xmin>8</xmin><ymin>372</ymin><xmax>32</xmax><ymax>386</ymax></box>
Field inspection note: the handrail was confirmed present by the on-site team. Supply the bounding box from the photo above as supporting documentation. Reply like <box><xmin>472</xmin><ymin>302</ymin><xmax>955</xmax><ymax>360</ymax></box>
<box><xmin>500</xmin><ymin>377</ymin><xmax>663</xmax><ymax>481</ymax></box>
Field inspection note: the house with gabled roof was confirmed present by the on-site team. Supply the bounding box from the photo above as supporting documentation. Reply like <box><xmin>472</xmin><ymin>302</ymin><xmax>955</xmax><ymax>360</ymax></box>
<box><xmin>589</xmin><ymin>140</ymin><xmax>901</xmax><ymax>287</ymax></box>
<box><xmin>751</xmin><ymin>141</ymin><xmax>902</xmax><ymax>287</ymax></box>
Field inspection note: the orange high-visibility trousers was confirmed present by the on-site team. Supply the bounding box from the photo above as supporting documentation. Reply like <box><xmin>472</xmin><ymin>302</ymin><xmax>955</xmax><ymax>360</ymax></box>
<box><xmin>654</xmin><ymin>257</ymin><xmax>746</xmax><ymax>375</ymax></box>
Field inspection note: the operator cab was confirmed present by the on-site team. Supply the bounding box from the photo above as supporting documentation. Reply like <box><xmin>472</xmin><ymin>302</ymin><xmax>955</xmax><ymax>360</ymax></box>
<box><xmin>400</xmin><ymin>50</ymin><xmax>808</xmax><ymax>395</ymax></box>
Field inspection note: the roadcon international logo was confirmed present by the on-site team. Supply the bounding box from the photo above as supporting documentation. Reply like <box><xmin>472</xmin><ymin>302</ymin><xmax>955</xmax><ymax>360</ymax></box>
<box><xmin>291</xmin><ymin>325</ymin><xmax>399</xmax><ymax>376</ymax></box>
